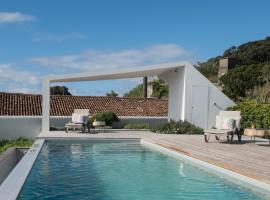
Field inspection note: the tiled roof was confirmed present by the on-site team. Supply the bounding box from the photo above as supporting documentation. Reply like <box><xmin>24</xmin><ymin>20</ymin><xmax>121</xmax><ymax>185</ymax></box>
<box><xmin>0</xmin><ymin>92</ymin><xmax>168</xmax><ymax>116</ymax></box>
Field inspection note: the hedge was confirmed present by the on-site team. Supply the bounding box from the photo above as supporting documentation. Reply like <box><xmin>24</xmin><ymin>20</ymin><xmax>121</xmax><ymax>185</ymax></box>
<box><xmin>124</xmin><ymin>123</ymin><xmax>150</xmax><ymax>129</ymax></box>
<box><xmin>228</xmin><ymin>101</ymin><xmax>270</xmax><ymax>129</ymax></box>
<box><xmin>90</xmin><ymin>112</ymin><xmax>119</xmax><ymax>126</ymax></box>
<box><xmin>151</xmin><ymin>120</ymin><xmax>203</xmax><ymax>134</ymax></box>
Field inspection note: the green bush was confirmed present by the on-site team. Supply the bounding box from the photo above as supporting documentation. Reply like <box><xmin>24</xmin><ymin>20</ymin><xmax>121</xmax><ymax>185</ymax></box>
<box><xmin>0</xmin><ymin>137</ymin><xmax>34</xmax><ymax>154</ymax></box>
<box><xmin>228</xmin><ymin>101</ymin><xmax>270</xmax><ymax>129</ymax></box>
<box><xmin>151</xmin><ymin>120</ymin><xmax>203</xmax><ymax>134</ymax></box>
<box><xmin>90</xmin><ymin>112</ymin><xmax>119</xmax><ymax>126</ymax></box>
<box><xmin>219</xmin><ymin>64</ymin><xmax>265</xmax><ymax>101</ymax></box>
<box><xmin>124</xmin><ymin>123</ymin><xmax>150</xmax><ymax>129</ymax></box>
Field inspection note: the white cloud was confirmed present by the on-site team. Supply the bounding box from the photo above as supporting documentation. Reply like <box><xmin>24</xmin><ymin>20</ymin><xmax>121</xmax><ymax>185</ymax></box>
<box><xmin>0</xmin><ymin>12</ymin><xmax>36</xmax><ymax>23</ymax></box>
<box><xmin>32</xmin><ymin>32</ymin><xmax>86</xmax><ymax>42</ymax></box>
<box><xmin>0</xmin><ymin>64</ymin><xmax>39</xmax><ymax>93</ymax></box>
<box><xmin>30</xmin><ymin>44</ymin><xmax>193</xmax><ymax>73</ymax></box>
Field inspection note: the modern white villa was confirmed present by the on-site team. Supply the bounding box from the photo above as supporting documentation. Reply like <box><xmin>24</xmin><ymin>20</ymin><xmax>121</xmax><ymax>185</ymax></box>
<box><xmin>0</xmin><ymin>61</ymin><xmax>270</xmax><ymax>200</ymax></box>
<box><xmin>42</xmin><ymin>61</ymin><xmax>233</xmax><ymax>132</ymax></box>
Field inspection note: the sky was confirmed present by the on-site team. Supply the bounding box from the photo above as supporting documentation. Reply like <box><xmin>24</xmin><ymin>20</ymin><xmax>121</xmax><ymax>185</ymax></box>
<box><xmin>0</xmin><ymin>0</ymin><xmax>270</xmax><ymax>96</ymax></box>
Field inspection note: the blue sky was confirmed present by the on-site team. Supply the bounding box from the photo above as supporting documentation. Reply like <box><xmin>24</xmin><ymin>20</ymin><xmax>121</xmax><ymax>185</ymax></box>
<box><xmin>0</xmin><ymin>0</ymin><xmax>270</xmax><ymax>95</ymax></box>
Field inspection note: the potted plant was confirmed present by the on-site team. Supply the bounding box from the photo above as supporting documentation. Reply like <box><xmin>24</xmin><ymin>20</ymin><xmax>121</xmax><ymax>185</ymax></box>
<box><xmin>90</xmin><ymin>112</ymin><xmax>119</xmax><ymax>127</ymax></box>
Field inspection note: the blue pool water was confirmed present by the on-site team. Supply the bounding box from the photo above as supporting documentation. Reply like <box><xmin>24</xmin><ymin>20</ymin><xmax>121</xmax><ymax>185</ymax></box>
<box><xmin>18</xmin><ymin>140</ymin><xmax>266</xmax><ymax>200</ymax></box>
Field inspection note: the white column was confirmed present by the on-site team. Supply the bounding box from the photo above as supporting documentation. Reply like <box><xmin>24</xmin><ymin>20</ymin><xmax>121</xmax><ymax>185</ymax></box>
<box><xmin>159</xmin><ymin>67</ymin><xmax>185</xmax><ymax>122</ymax></box>
<box><xmin>42</xmin><ymin>78</ymin><xmax>50</xmax><ymax>133</ymax></box>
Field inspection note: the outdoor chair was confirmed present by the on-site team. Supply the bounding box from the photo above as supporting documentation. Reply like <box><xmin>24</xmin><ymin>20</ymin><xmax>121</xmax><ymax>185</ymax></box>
<box><xmin>65</xmin><ymin>109</ymin><xmax>90</xmax><ymax>133</ymax></box>
<box><xmin>204</xmin><ymin>111</ymin><xmax>241</xmax><ymax>143</ymax></box>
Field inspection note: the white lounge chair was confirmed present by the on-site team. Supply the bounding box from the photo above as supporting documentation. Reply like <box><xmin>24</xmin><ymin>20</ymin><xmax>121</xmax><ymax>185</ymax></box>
<box><xmin>204</xmin><ymin>111</ymin><xmax>241</xmax><ymax>143</ymax></box>
<box><xmin>65</xmin><ymin>109</ymin><xmax>90</xmax><ymax>133</ymax></box>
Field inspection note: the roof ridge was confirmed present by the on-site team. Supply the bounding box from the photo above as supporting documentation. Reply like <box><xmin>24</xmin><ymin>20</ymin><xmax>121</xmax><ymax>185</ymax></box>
<box><xmin>51</xmin><ymin>95</ymin><xmax>168</xmax><ymax>101</ymax></box>
<box><xmin>0</xmin><ymin>92</ymin><xmax>168</xmax><ymax>101</ymax></box>
<box><xmin>0</xmin><ymin>92</ymin><xmax>41</xmax><ymax>96</ymax></box>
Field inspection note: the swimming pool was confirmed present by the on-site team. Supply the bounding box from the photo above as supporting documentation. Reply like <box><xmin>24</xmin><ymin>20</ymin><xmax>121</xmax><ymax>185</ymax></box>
<box><xmin>15</xmin><ymin>139</ymin><xmax>267</xmax><ymax>200</ymax></box>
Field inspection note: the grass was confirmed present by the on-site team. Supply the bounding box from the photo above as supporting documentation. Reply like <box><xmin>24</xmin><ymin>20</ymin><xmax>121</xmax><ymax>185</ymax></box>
<box><xmin>0</xmin><ymin>137</ymin><xmax>34</xmax><ymax>154</ymax></box>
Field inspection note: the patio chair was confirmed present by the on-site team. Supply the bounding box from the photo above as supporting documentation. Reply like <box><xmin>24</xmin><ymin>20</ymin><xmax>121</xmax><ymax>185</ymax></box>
<box><xmin>204</xmin><ymin>111</ymin><xmax>241</xmax><ymax>143</ymax></box>
<box><xmin>65</xmin><ymin>109</ymin><xmax>90</xmax><ymax>133</ymax></box>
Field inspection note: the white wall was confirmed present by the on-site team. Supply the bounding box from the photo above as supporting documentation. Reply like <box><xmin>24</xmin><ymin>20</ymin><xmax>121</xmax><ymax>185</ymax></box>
<box><xmin>0</xmin><ymin>116</ymin><xmax>168</xmax><ymax>140</ymax></box>
<box><xmin>159</xmin><ymin>67</ymin><xmax>185</xmax><ymax>122</ymax></box>
<box><xmin>184</xmin><ymin>63</ymin><xmax>234</xmax><ymax>128</ymax></box>
<box><xmin>0</xmin><ymin>116</ymin><xmax>42</xmax><ymax>140</ymax></box>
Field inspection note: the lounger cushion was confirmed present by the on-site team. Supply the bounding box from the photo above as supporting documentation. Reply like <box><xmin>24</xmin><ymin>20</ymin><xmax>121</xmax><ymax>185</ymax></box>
<box><xmin>72</xmin><ymin>114</ymin><xmax>85</xmax><ymax>123</ymax></box>
<box><xmin>222</xmin><ymin>118</ymin><xmax>235</xmax><ymax>129</ymax></box>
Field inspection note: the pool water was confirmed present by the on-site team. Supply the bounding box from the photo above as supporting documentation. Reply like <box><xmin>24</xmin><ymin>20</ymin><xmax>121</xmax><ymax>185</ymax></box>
<box><xmin>18</xmin><ymin>140</ymin><xmax>266</xmax><ymax>200</ymax></box>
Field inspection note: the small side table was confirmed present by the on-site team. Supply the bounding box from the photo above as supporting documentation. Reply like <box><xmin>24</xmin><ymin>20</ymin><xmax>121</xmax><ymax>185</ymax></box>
<box><xmin>244</xmin><ymin>128</ymin><xmax>270</xmax><ymax>145</ymax></box>
<box><xmin>93</xmin><ymin>121</ymin><xmax>106</xmax><ymax>132</ymax></box>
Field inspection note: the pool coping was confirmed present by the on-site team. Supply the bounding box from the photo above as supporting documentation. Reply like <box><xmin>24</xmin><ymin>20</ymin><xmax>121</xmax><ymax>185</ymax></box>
<box><xmin>0</xmin><ymin>139</ymin><xmax>45</xmax><ymax>200</ymax></box>
<box><xmin>141</xmin><ymin>139</ymin><xmax>270</xmax><ymax>198</ymax></box>
<box><xmin>1</xmin><ymin>138</ymin><xmax>270</xmax><ymax>199</ymax></box>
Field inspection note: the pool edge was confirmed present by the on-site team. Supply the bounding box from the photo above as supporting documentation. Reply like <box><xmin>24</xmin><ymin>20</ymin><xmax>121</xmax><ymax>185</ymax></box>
<box><xmin>0</xmin><ymin>139</ymin><xmax>45</xmax><ymax>200</ymax></box>
<box><xmin>141</xmin><ymin>139</ymin><xmax>270</xmax><ymax>198</ymax></box>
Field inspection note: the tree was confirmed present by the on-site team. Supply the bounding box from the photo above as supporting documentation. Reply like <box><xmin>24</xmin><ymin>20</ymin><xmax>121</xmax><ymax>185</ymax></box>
<box><xmin>124</xmin><ymin>79</ymin><xmax>168</xmax><ymax>99</ymax></box>
<box><xmin>198</xmin><ymin>56</ymin><xmax>221</xmax><ymax>81</ymax></box>
<box><xmin>50</xmin><ymin>86</ymin><xmax>72</xmax><ymax>95</ymax></box>
<box><xmin>124</xmin><ymin>84</ymin><xmax>144</xmax><ymax>98</ymax></box>
<box><xmin>106</xmin><ymin>90</ymin><xmax>118</xmax><ymax>97</ymax></box>
<box><xmin>199</xmin><ymin>36</ymin><xmax>270</xmax><ymax>80</ymax></box>
<box><xmin>219</xmin><ymin>64</ymin><xmax>265</xmax><ymax>101</ymax></box>
<box><xmin>151</xmin><ymin>79</ymin><xmax>169</xmax><ymax>99</ymax></box>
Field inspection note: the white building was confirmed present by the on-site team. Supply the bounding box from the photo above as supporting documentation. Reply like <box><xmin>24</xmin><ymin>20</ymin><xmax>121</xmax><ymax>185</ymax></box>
<box><xmin>42</xmin><ymin>61</ymin><xmax>234</xmax><ymax>132</ymax></box>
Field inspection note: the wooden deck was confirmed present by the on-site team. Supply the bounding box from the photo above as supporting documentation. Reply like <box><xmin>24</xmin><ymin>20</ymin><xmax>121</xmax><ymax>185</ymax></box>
<box><xmin>38</xmin><ymin>130</ymin><xmax>270</xmax><ymax>184</ymax></box>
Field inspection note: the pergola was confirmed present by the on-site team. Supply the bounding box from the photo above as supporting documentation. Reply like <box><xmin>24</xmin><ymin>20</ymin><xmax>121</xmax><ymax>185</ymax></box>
<box><xmin>42</xmin><ymin>61</ymin><xmax>233</xmax><ymax>132</ymax></box>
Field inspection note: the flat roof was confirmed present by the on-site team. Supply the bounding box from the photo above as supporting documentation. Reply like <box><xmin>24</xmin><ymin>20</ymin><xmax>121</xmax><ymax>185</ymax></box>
<box><xmin>46</xmin><ymin>61</ymin><xmax>188</xmax><ymax>83</ymax></box>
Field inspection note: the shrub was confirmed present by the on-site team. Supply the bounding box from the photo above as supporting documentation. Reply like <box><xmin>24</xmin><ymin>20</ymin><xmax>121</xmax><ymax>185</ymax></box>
<box><xmin>90</xmin><ymin>112</ymin><xmax>119</xmax><ymax>126</ymax></box>
<box><xmin>219</xmin><ymin>64</ymin><xmax>265</xmax><ymax>101</ymax></box>
<box><xmin>228</xmin><ymin>101</ymin><xmax>270</xmax><ymax>129</ymax></box>
<box><xmin>0</xmin><ymin>137</ymin><xmax>34</xmax><ymax>154</ymax></box>
<box><xmin>124</xmin><ymin>123</ymin><xmax>150</xmax><ymax>129</ymax></box>
<box><xmin>151</xmin><ymin>120</ymin><xmax>203</xmax><ymax>134</ymax></box>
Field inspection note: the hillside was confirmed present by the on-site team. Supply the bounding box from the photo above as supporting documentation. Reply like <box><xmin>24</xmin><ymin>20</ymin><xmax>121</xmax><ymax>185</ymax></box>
<box><xmin>198</xmin><ymin>36</ymin><xmax>270</xmax><ymax>102</ymax></box>
<box><xmin>199</xmin><ymin>37</ymin><xmax>270</xmax><ymax>79</ymax></box>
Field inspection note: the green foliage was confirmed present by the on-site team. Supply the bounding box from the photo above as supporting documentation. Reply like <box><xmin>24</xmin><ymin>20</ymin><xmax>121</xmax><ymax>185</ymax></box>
<box><xmin>90</xmin><ymin>112</ymin><xmax>119</xmax><ymax>126</ymax></box>
<box><xmin>0</xmin><ymin>137</ymin><xmax>34</xmax><ymax>154</ymax></box>
<box><xmin>223</xmin><ymin>37</ymin><xmax>270</xmax><ymax>66</ymax></box>
<box><xmin>124</xmin><ymin>123</ymin><xmax>150</xmax><ymax>129</ymax></box>
<box><xmin>151</xmin><ymin>79</ymin><xmax>169</xmax><ymax>99</ymax></box>
<box><xmin>50</xmin><ymin>86</ymin><xmax>72</xmax><ymax>95</ymax></box>
<box><xmin>198</xmin><ymin>56</ymin><xmax>221</xmax><ymax>80</ymax></box>
<box><xmin>199</xmin><ymin>36</ymin><xmax>270</xmax><ymax>83</ymax></box>
<box><xmin>124</xmin><ymin>84</ymin><xmax>144</xmax><ymax>98</ymax></box>
<box><xmin>124</xmin><ymin>79</ymin><xmax>168</xmax><ymax>99</ymax></box>
<box><xmin>219</xmin><ymin>64</ymin><xmax>265</xmax><ymax>101</ymax></box>
<box><xmin>106</xmin><ymin>90</ymin><xmax>118</xmax><ymax>97</ymax></box>
<box><xmin>151</xmin><ymin>120</ymin><xmax>203</xmax><ymax>134</ymax></box>
<box><xmin>228</xmin><ymin>101</ymin><xmax>270</xmax><ymax>129</ymax></box>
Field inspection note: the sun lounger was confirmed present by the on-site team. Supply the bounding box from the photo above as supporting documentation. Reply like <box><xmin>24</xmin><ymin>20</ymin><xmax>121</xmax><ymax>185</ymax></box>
<box><xmin>204</xmin><ymin>111</ymin><xmax>241</xmax><ymax>143</ymax></box>
<box><xmin>65</xmin><ymin>109</ymin><xmax>90</xmax><ymax>133</ymax></box>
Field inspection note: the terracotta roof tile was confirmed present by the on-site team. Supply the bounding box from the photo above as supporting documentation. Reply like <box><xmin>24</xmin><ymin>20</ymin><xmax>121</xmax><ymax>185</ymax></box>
<box><xmin>0</xmin><ymin>92</ymin><xmax>168</xmax><ymax>116</ymax></box>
